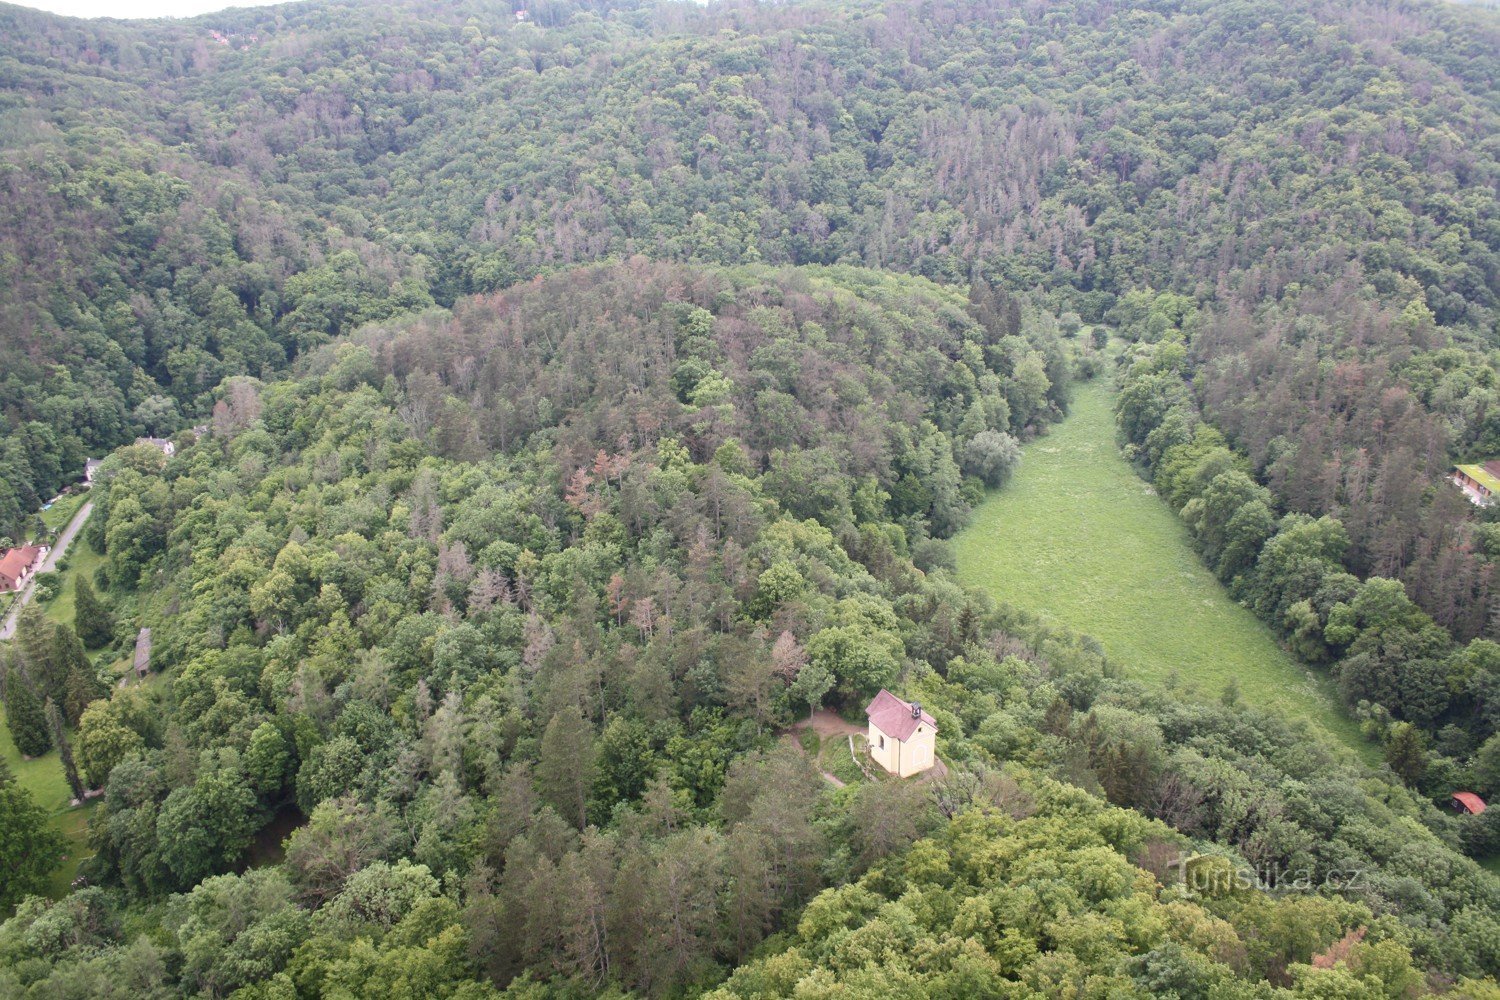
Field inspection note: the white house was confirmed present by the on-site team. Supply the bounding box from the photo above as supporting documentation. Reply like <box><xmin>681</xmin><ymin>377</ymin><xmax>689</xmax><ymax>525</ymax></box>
<box><xmin>865</xmin><ymin>689</ymin><xmax>938</xmax><ymax>777</ymax></box>
<box><xmin>134</xmin><ymin>436</ymin><xmax>176</xmax><ymax>457</ymax></box>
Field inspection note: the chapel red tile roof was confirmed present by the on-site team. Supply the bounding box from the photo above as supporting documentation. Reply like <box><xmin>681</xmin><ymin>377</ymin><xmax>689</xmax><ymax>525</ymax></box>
<box><xmin>865</xmin><ymin>688</ymin><xmax>936</xmax><ymax>743</ymax></box>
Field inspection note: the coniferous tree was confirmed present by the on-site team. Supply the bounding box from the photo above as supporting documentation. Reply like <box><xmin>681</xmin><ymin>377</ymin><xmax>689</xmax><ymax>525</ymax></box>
<box><xmin>537</xmin><ymin>709</ymin><xmax>596</xmax><ymax>831</ymax></box>
<box><xmin>14</xmin><ymin>605</ymin><xmax>65</xmax><ymax>705</ymax></box>
<box><xmin>74</xmin><ymin>574</ymin><xmax>114</xmax><ymax>648</ymax></box>
<box><xmin>44</xmin><ymin>697</ymin><xmax>85</xmax><ymax>802</ymax></box>
<box><xmin>0</xmin><ymin>777</ymin><xmax>64</xmax><ymax>910</ymax></box>
<box><xmin>4</xmin><ymin>666</ymin><xmax>50</xmax><ymax>757</ymax></box>
<box><xmin>63</xmin><ymin>661</ymin><xmax>107</xmax><ymax>729</ymax></box>
<box><xmin>1384</xmin><ymin>723</ymin><xmax>1428</xmax><ymax>787</ymax></box>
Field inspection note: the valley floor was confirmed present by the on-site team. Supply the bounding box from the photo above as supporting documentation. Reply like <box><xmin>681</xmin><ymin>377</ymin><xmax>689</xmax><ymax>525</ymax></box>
<box><xmin>954</xmin><ymin>377</ymin><xmax>1373</xmax><ymax>762</ymax></box>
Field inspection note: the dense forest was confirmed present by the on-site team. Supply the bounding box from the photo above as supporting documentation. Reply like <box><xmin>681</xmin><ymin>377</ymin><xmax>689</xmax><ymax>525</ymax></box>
<box><xmin>1</xmin><ymin>0</ymin><xmax>1499</xmax><ymax>995</ymax></box>
<box><xmin>2</xmin><ymin>261</ymin><xmax>1496</xmax><ymax>998</ymax></box>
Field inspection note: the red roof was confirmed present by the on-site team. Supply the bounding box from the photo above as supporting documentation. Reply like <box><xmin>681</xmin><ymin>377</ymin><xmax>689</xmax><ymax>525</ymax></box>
<box><xmin>0</xmin><ymin>546</ymin><xmax>42</xmax><ymax>586</ymax></box>
<box><xmin>865</xmin><ymin>689</ymin><xmax>936</xmax><ymax>742</ymax></box>
<box><xmin>1453</xmin><ymin>792</ymin><xmax>1487</xmax><ymax>815</ymax></box>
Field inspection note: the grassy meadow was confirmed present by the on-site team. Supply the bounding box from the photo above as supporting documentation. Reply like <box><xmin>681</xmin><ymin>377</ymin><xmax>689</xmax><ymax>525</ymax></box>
<box><xmin>2</xmin><ymin>528</ymin><xmax>110</xmax><ymax>905</ymax></box>
<box><xmin>39</xmin><ymin>491</ymin><xmax>88</xmax><ymax>533</ymax></box>
<box><xmin>42</xmin><ymin>536</ymin><xmax>105</xmax><ymax>631</ymax></box>
<box><xmin>1</xmin><ymin>716</ymin><xmax>95</xmax><ymax>900</ymax></box>
<box><xmin>954</xmin><ymin>377</ymin><xmax>1373</xmax><ymax>762</ymax></box>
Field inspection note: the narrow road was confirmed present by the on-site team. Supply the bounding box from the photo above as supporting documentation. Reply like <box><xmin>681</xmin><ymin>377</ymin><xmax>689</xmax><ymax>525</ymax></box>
<box><xmin>1</xmin><ymin>500</ymin><xmax>93</xmax><ymax>641</ymax></box>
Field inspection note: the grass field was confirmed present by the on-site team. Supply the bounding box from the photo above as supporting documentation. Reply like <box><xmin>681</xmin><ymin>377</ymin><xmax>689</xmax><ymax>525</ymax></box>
<box><xmin>954</xmin><ymin>377</ymin><xmax>1374</xmax><ymax>763</ymax></box>
<box><xmin>1</xmin><ymin>714</ymin><xmax>95</xmax><ymax>901</ymax></box>
<box><xmin>39</xmin><ymin>491</ymin><xmax>88</xmax><ymax>533</ymax></box>
<box><xmin>2</xmin><ymin>524</ymin><xmax>107</xmax><ymax>907</ymax></box>
<box><xmin>42</xmin><ymin>535</ymin><xmax>105</xmax><ymax>633</ymax></box>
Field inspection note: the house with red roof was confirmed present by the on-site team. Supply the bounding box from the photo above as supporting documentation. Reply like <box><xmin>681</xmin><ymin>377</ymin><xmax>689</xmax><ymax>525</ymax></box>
<box><xmin>865</xmin><ymin>688</ymin><xmax>937</xmax><ymax>777</ymax></box>
<box><xmin>0</xmin><ymin>545</ymin><xmax>47</xmax><ymax>593</ymax></box>
<box><xmin>1452</xmin><ymin>791</ymin><xmax>1487</xmax><ymax>816</ymax></box>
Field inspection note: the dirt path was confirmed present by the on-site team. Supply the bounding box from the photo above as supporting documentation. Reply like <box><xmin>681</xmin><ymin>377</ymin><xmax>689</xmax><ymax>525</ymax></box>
<box><xmin>784</xmin><ymin>710</ymin><xmax>866</xmax><ymax>787</ymax></box>
<box><xmin>1</xmin><ymin>500</ymin><xmax>92</xmax><ymax>641</ymax></box>
<box><xmin>788</xmin><ymin>709</ymin><xmax>863</xmax><ymax>739</ymax></box>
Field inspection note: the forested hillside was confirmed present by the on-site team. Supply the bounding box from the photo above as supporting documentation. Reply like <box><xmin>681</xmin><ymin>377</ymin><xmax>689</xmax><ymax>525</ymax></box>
<box><xmin>2</xmin><ymin>0</ymin><xmax>1498</xmax><ymax>588</ymax></box>
<box><xmin>3</xmin><ymin>261</ymin><xmax>1497</xmax><ymax>997</ymax></box>
<box><xmin>1</xmin><ymin>0</ymin><xmax>1500</xmax><ymax>995</ymax></box>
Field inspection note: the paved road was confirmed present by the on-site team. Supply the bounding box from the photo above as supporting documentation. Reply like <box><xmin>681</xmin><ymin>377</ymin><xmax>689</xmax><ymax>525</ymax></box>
<box><xmin>0</xmin><ymin>500</ymin><xmax>93</xmax><ymax>641</ymax></box>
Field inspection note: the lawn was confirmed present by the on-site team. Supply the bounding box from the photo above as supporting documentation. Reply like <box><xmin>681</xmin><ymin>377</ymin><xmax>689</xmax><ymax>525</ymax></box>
<box><xmin>42</xmin><ymin>535</ymin><xmax>105</xmax><ymax>632</ymax></box>
<box><xmin>953</xmin><ymin>377</ymin><xmax>1374</xmax><ymax>763</ymax></box>
<box><xmin>39</xmin><ymin>490</ymin><xmax>88</xmax><ymax>533</ymax></box>
<box><xmin>3</xmin><ymin>517</ymin><xmax>107</xmax><ymax>907</ymax></box>
<box><xmin>1</xmin><ymin>713</ymin><xmax>96</xmax><ymax>902</ymax></box>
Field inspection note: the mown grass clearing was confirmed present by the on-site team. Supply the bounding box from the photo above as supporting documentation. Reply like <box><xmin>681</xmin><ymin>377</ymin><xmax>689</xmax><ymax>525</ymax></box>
<box><xmin>1</xmin><ymin>714</ymin><xmax>95</xmax><ymax>900</ymax></box>
<box><xmin>42</xmin><ymin>535</ymin><xmax>105</xmax><ymax>636</ymax></box>
<box><xmin>39</xmin><ymin>491</ymin><xmax>88</xmax><ymax>533</ymax></box>
<box><xmin>954</xmin><ymin>377</ymin><xmax>1373</xmax><ymax>763</ymax></box>
<box><xmin>3</xmin><ymin>522</ymin><xmax>106</xmax><ymax>904</ymax></box>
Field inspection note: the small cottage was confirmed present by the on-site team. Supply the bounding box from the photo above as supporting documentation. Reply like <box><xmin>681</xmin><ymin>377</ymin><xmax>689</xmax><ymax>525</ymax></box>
<box><xmin>83</xmin><ymin>458</ymin><xmax>103</xmax><ymax>483</ymax></box>
<box><xmin>1452</xmin><ymin>463</ymin><xmax>1500</xmax><ymax>506</ymax></box>
<box><xmin>0</xmin><ymin>546</ymin><xmax>47</xmax><ymax>593</ymax></box>
<box><xmin>1452</xmin><ymin>791</ymin><xmax>1487</xmax><ymax>816</ymax></box>
<box><xmin>865</xmin><ymin>689</ymin><xmax>938</xmax><ymax>777</ymax></box>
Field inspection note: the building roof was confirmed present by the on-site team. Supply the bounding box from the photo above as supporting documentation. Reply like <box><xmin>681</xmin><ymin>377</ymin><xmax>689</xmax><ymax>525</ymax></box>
<box><xmin>1453</xmin><ymin>791</ymin><xmax>1487</xmax><ymax>814</ymax></box>
<box><xmin>865</xmin><ymin>688</ymin><xmax>936</xmax><ymax>742</ymax></box>
<box><xmin>133</xmin><ymin>628</ymin><xmax>152</xmax><ymax>673</ymax></box>
<box><xmin>0</xmin><ymin>546</ymin><xmax>43</xmax><ymax>582</ymax></box>
<box><xmin>1456</xmin><ymin>464</ymin><xmax>1500</xmax><ymax>494</ymax></box>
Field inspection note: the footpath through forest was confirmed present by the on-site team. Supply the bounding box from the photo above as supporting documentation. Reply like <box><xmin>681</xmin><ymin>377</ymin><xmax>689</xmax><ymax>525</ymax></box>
<box><xmin>953</xmin><ymin>377</ymin><xmax>1372</xmax><ymax>762</ymax></box>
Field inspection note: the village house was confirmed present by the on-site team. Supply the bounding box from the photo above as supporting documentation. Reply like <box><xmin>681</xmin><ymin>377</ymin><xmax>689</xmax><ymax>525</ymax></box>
<box><xmin>83</xmin><ymin>458</ymin><xmax>103</xmax><ymax>483</ymax></box>
<box><xmin>864</xmin><ymin>688</ymin><xmax>938</xmax><ymax>777</ymax></box>
<box><xmin>1451</xmin><ymin>462</ymin><xmax>1500</xmax><ymax>506</ymax></box>
<box><xmin>0</xmin><ymin>545</ymin><xmax>48</xmax><ymax>593</ymax></box>
<box><xmin>134</xmin><ymin>436</ymin><xmax>176</xmax><ymax>457</ymax></box>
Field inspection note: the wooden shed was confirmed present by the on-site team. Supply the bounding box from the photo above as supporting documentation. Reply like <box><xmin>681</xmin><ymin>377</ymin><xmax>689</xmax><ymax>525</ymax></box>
<box><xmin>133</xmin><ymin>627</ymin><xmax>152</xmax><ymax>679</ymax></box>
<box><xmin>1452</xmin><ymin>791</ymin><xmax>1487</xmax><ymax>816</ymax></box>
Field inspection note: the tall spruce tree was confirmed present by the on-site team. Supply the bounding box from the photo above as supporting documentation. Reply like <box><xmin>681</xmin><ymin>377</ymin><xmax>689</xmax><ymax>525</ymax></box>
<box><xmin>537</xmin><ymin>709</ymin><xmax>596</xmax><ymax>831</ymax></box>
<box><xmin>0</xmin><ymin>778</ymin><xmax>64</xmax><ymax>909</ymax></box>
<box><xmin>14</xmin><ymin>605</ymin><xmax>65</xmax><ymax>705</ymax></box>
<box><xmin>4</xmin><ymin>666</ymin><xmax>50</xmax><ymax>757</ymax></box>
<box><xmin>73</xmin><ymin>574</ymin><xmax>114</xmax><ymax>649</ymax></box>
<box><xmin>45</xmin><ymin>697</ymin><xmax>85</xmax><ymax>802</ymax></box>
